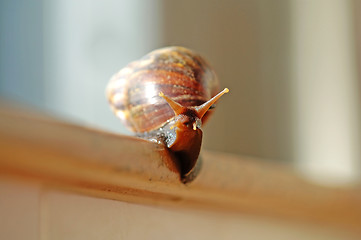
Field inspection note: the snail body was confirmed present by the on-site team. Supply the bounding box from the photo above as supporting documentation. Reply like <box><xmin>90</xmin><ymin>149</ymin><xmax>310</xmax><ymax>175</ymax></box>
<box><xmin>106</xmin><ymin>46</ymin><xmax>228</xmax><ymax>176</ymax></box>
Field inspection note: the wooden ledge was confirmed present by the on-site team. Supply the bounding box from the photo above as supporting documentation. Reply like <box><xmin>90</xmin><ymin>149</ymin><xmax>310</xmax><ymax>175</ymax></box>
<box><xmin>0</xmin><ymin>102</ymin><xmax>360</xmax><ymax>232</ymax></box>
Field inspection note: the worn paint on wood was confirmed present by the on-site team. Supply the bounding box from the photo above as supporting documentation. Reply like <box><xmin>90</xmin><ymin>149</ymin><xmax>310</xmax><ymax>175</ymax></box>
<box><xmin>0</xmin><ymin>102</ymin><xmax>360</xmax><ymax>233</ymax></box>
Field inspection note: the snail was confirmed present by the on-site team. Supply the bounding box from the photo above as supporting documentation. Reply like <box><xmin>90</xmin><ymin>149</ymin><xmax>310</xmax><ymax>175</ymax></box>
<box><xmin>106</xmin><ymin>46</ymin><xmax>228</xmax><ymax>178</ymax></box>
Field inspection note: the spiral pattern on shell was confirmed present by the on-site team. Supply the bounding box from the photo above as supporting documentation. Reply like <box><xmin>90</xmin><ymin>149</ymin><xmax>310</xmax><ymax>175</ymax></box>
<box><xmin>106</xmin><ymin>46</ymin><xmax>220</xmax><ymax>133</ymax></box>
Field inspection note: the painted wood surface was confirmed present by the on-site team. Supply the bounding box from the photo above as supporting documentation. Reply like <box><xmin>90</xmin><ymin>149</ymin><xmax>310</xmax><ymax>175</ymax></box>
<box><xmin>0</xmin><ymin>102</ymin><xmax>360</xmax><ymax>233</ymax></box>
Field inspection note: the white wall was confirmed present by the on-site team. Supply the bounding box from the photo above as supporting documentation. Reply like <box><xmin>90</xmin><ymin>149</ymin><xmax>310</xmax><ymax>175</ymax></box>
<box><xmin>42</xmin><ymin>0</ymin><xmax>163</xmax><ymax>134</ymax></box>
<box><xmin>290</xmin><ymin>0</ymin><xmax>360</xmax><ymax>185</ymax></box>
<box><xmin>1</xmin><ymin>0</ymin><xmax>360</xmax><ymax>186</ymax></box>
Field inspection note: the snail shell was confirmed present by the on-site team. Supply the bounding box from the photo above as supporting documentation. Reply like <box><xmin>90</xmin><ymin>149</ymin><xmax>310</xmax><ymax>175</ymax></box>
<box><xmin>106</xmin><ymin>46</ymin><xmax>228</xmax><ymax>178</ymax></box>
<box><xmin>106</xmin><ymin>46</ymin><xmax>219</xmax><ymax>133</ymax></box>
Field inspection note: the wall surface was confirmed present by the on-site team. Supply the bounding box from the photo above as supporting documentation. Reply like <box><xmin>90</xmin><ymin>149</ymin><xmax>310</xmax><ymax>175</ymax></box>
<box><xmin>0</xmin><ymin>0</ymin><xmax>360</xmax><ymax>185</ymax></box>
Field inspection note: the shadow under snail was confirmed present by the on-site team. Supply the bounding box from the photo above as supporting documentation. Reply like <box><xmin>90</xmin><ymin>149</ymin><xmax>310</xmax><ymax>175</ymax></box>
<box><xmin>106</xmin><ymin>46</ymin><xmax>228</xmax><ymax>180</ymax></box>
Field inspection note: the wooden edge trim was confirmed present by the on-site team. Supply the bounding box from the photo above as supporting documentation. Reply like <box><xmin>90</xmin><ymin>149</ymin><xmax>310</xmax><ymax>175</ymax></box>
<box><xmin>0</xmin><ymin>102</ymin><xmax>360</xmax><ymax>232</ymax></box>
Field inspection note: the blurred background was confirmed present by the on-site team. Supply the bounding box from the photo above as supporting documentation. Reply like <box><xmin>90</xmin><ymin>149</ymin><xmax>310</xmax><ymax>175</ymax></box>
<box><xmin>0</xmin><ymin>0</ymin><xmax>360</xmax><ymax>186</ymax></box>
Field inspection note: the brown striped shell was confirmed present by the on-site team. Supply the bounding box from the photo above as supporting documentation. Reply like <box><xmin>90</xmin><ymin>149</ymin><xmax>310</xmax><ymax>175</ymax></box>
<box><xmin>106</xmin><ymin>46</ymin><xmax>220</xmax><ymax>133</ymax></box>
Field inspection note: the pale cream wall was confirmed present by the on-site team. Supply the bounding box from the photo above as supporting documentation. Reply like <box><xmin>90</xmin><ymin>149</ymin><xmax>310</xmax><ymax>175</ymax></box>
<box><xmin>290</xmin><ymin>0</ymin><xmax>360</xmax><ymax>185</ymax></box>
<box><xmin>1</xmin><ymin>0</ymin><xmax>359</xmax><ymax>185</ymax></box>
<box><xmin>161</xmin><ymin>0</ymin><xmax>360</xmax><ymax>185</ymax></box>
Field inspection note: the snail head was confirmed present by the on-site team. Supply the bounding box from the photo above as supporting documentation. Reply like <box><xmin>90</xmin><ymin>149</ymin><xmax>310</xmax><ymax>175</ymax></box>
<box><xmin>159</xmin><ymin>88</ymin><xmax>229</xmax><ymax>131</ymax></box>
